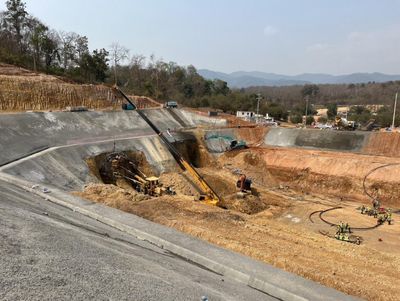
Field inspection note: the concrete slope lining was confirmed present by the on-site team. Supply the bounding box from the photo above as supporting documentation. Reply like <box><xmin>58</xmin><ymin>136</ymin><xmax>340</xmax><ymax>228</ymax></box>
<box><xmin>0</xmin><ymin>109</ymin><xmax>216</xmax><ymax>166</ymax></box>
<box><xmin>165</xmin><ymin>108</ymin><xmax>191</xmax><ymax>127</ymax></box>
<box><xmin>265</xmin><ymin>128</ymin><xmax>370</xmax><ymax>152</ymax></box>
<box><xmin>179</xmin><ymin>110</ymin><xmax>227</xmax><ymax>127</ymax></box>
<box><xmin>0</xmin><ymin>135</ymin><xmax>175</xmax><ymax>191</ymax></box>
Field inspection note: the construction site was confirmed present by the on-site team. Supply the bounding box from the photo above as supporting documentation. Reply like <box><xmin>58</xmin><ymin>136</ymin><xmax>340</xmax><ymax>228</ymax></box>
<box><xmin>1</xmin><ymin>64</ymin><xmax>400</xmax><ymax>301</ymax></box>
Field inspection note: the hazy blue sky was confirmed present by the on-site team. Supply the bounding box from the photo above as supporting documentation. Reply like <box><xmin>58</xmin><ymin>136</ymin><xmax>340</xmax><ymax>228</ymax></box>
<box><xmin>2</xmin><ymin>0</ymin><xmax>400</xmax><ymax>75</ymax></box>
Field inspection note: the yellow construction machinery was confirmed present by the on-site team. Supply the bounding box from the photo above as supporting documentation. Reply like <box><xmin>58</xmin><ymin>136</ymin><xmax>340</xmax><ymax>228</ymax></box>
<box><xmin>113</xmin><ymin>86</ymin><xmax>221</xmax><ymax>206</ymax></box>
<box><xmin>105</xmin><ymin>152</ymin><xmax>170</xmax><ymax>197</ymax></box>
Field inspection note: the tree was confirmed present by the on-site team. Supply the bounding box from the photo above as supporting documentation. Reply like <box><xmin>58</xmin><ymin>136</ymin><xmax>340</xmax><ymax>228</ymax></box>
<box><xmin>348</xmin><ymin>106</ymin><xmax>372</xmax><ymax>124</ymax></box>
<box><xmin>318</xmin><ymin>116</ymin><xmax>328</xmax><ymax>124</ymax></box>
<box><xmin>375</xmin><ymin>106</ymin><xmax>391</xmax><ymax>127</ymax></box>
<box><xmin>306</xmin><ymin>115</ymin><xmax>315</xmax><ymax>125</ymax></box>
<box><xmin>91</xmin><ymin>48</ymin><xmax>109</xmax><ymax>81</ymax></box>
<box><xmin>266</xmin><ymin>103</ymin><xmax>288</xmax><ymax>120</ymax></box>
<box><xmin>59</xmin><ymin>31</ymin><xmax>79</xmax><ymax>69</ymax></box>
<box><xmin>290</xmin><ymin>113</ymin><xmax>303</xmax><ymax>124</ymax></box>
<box><xmin>301</xmin><ymin>84</ymin><xmax>320</xmax><ymax>99</ymax></box>
<box><xmin>212</xmin><ymin>79</ymin><xmax>229</xmax><ymax>96</ymax></box>
<box><xmin>326</xmin><ymin>103</ymin><xmax>337</xmax><ymax>119</ymax></box>
<box><xmin>109</xmin><ymin>42</ymin><xmax>129</xmax><ymax>84</ymax></box>
<box><xmin>41</xmin><ymin>30</ymin><xmax>60</xmax><ymax>69</ymax></box>
<box><xmin>4</xmin><ymin>0</ymin><xmax>27</xmax><ymax>51</ymax></box>
<box><xmin>74</xmin><ymin>35</ymin><xmax>89</xmax><ymax>65</ymax></box>
<box><xmin>26</xmin><ymin>16</ymin><xmax>47</xmax><ymax>70</ymax></box>
<box><xmin>80</xmin><ymin>48</ymin><xmax>109</xmax><ymax>82</ymax></box>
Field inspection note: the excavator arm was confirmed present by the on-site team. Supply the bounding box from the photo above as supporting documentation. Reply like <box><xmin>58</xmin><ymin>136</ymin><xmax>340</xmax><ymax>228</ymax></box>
<box><xmin>113</xmin><ymin>86</ymin><xmax>221</xmax><ymax>205</ymax></box>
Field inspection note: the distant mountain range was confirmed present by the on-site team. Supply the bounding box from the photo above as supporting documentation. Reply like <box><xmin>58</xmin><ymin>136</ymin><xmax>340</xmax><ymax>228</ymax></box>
<box><xmin>198</xmin><ymin>69</ymin><xmax>400</xmax><ymax>88</ymax></box>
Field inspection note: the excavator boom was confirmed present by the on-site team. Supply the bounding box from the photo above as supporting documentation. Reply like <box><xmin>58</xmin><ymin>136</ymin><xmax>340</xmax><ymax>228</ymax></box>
<box><xmin>113</xmin><ymin>86</ymin><xmax>221</xmax><ymax>205</ymax></box>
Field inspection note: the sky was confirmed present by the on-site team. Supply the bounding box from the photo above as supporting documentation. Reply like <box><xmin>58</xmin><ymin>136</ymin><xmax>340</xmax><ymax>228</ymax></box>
<box><xmin>1</xmin><ymin>0</ymin><xmax>400</xmax><ymax>75</ymax></box>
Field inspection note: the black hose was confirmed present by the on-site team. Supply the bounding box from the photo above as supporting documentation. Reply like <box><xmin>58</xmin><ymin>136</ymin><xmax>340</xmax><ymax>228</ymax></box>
<box><xmin>318</xmin><ymin>207</ymin><xmax>342</xmax><ymax>226</ymax></box>
<box><xmin>317</xmin><ymin>206</ymin><xmax>383</xmax><ymax>230</ymax></box>
<box><xmin>362</xmin><ymin>163</ymin><xmax>400</xmax><ymax>200</ymax></box>
<box><xmin>308</xmin><ymin>210</ymin><xmax>323</xmax><ymax>223</ymax></box>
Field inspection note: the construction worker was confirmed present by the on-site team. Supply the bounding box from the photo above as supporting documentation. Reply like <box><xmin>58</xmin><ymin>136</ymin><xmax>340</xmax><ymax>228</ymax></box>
<box><xmin>387</xmin><ymin>210</ymin><xmax>393</xmax><ymax>225</ymax></box>
<box><xmin>238</xmin><ymin>174</ymin><xmax>247</xmax><ymax>192</ymax></box>
<box><xmin>377</xmin><ymin>214</ymin><xmax>385</xmax><ymax>225</ymax></box>
<box><xmin>340</xmin><ymin>222</ymin><xmax>345</xmax><ymax>233</ymax></box>
<box><xmin>336</xmin><ymin>224</ymin><xmax>341</xmax><ymax>235</ymax></box>
<box><xmin>345</xmin><ymin>222</ymin><xmax>351</xmax><ymax>233</ymax></box>
<box><xmin>372</xmin><ymin>188</ymin><xmax>380</xmax><ymax>210</ymax></box>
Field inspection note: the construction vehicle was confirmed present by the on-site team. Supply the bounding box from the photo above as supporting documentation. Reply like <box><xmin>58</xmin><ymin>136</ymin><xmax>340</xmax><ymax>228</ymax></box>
<box><xmin>334</xmin><ymin>116</ymin><xmax>356</xmax><ymax>130</ymax></box>
<box><xmin>205</xmin><ymin>134</ymin><xmax>247</xmax><ymax>152</ymax></box>
<box><xmin>228</xmin><ymin>140</ymin><xmax>248</xmax><ymax>151</ymax></box>
<box><xmin>236</xmin><ymin>174</ymin><xmax>251</xmax><ymax>192</ymax></box>
<box><xmin>104</xmin><ymin>152</ymin><xmax>173</xmax><ymax>197</ymax></box>
<box><xmin>113</xmin><ymin>86</ymin><xmax>220</xmax><ymax>206</ymax></box>
<box><xmin>164</xmin><ymin>101</ymin><xmax>178</xmax><ymax>108</ymax></box>
<box><xmin>122</xmin><ymin>103</ymin><xmax>135</xmax><ymax>110</ymax></box>
<box><xmin>361</xmin><ymin>119</ymin><xmax>377</xmax><ymax>131</ymax></box>
<box><xmin>236</xmin><ymin>174</ymin><xmax>252</xmax><ymax>199</ymax></box>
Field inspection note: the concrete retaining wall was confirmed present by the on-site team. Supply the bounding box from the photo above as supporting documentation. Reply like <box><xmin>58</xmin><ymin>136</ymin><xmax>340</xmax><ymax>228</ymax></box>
<box><xmin>180</xmin><ymin>110</ymin><xmax>227</xmax><ymax>127</ymax></box>
<box><xmin>265</xmin><ymin>128</ymin><xmax>370</xmax><ymax>152</ymax></box>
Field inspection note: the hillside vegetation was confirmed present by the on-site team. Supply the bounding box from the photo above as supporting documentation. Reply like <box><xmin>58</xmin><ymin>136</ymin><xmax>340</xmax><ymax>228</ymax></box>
<box><xmin>1</xmin><ymin>0</ymin><xmax>399</xmax><ymax>126</ymax></box>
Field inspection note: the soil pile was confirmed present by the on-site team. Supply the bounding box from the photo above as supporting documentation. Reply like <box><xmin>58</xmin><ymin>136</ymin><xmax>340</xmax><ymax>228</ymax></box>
<box><xmin>73</xmin><ymin>183</ymin><xmax>150</xmax><ymax>212</ymax></box>
<box><xmin>235</xmin><ymin>127</ymin><xmax>268</xmax><ymax>146</ymax></box>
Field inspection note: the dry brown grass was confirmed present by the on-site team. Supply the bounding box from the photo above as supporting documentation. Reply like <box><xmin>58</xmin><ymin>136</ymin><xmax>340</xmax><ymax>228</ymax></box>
<box><xmin>0</xmin><ymin>63</ymin><xmax>161</xmax><ymax>111</ymax></box>
<box><xmin>0</xmin><ymin>73</ymin><xmax>119</xmax><ymax>111</ymax></box>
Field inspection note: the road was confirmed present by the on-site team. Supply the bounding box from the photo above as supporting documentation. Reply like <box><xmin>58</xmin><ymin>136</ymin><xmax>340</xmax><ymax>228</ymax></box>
<box><xmin>0</xmin><ymin>181</ymin><xmax>273</xmax><ymax>301</ymax></box>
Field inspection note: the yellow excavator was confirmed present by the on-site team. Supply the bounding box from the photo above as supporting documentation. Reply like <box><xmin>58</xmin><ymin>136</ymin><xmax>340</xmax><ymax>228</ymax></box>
<box><xmin>113</xmin><ymin>86</ymin><xmax>221</xmax><ymax>206</ymax></box>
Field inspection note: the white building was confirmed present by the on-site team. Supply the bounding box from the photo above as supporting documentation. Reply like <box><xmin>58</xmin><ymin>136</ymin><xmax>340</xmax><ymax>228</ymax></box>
<box><xmin>236</xmin><ymin>111</ymin><xmax>255</xmax><ymax>118</ymax></box>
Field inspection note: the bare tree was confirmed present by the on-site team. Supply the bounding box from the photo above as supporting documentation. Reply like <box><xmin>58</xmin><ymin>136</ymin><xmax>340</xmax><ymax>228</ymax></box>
<box><xmin>59</xmin><ymin>31</ymin><xmax>79</xmax><ymax>69</ymax></box>
<box><xmin>109</xmin><ymin>42</ymin><xmax>129</xmax><ymax>84</ymax></box>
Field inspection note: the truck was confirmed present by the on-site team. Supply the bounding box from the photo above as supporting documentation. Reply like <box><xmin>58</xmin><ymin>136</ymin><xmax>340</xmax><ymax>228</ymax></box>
<box><xmin>122</xmin><ymin>103</ymin><xmax>135</xmax><ymax>110</ymax></box>
<box><xmin>164</xmin><ymin>101</ymin><xmax>178</xmax><ymax>108</ymax></box>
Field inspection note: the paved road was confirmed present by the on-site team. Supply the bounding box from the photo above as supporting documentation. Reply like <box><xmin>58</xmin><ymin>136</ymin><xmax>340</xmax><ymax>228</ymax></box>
<box><xmin>0</xmin><ymin>181</ymin><xmax>273</xmax><ymax>301</ymax></box>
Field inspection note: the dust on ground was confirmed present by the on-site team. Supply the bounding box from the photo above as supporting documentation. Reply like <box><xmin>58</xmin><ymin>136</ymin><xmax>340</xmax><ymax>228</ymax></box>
<box><xmin>76</xmin><ymin>168</ymin><xmax>400</xmax><ymax>301</ymax></box>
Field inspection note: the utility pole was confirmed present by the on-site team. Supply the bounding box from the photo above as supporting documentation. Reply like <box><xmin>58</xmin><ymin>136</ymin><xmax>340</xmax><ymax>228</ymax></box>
<box><xmin>256</xmin><ymin>93</ymin><xmax>262</xmax><ymax>123</ymax></box>
<box><xmin>392</xmin><ymin>92</ymin><xmax>398</xmax><ymax>130</ymax></box>
<box><xmin>304</xmin><ymin>96</ymin><xmax>309</xmax><ymax>126</ymax></box>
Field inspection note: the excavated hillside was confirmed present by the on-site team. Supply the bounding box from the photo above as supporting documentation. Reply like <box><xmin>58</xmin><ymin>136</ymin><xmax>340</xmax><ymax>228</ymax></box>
<box><xmin>2</xmin><ymin>70</ymin><xmax>400</xmax><ymax>300</ymax></box>
<box><xmin>74</xmin><ymin>127</ymin><xmax>400</xmax><ymax>301</ymax></box>
<box><xmin>0</xmin><ymin>63</ymin><xmax>161</xmax><ymax>111</ymax></box>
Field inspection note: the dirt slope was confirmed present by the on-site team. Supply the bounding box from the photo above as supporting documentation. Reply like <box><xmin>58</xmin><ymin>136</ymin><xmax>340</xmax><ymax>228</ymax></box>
<box><xmin>363</xmin><ymin>132</ymin><xmax>400</xmax><ymax>157</ymax></box>
<box><xmin>0</xmin><ymin>63</ymin><xmax>161</xmax><ymax>111</ymax></box>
